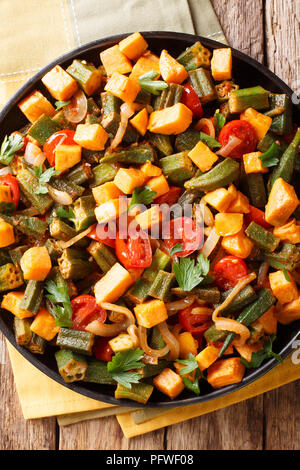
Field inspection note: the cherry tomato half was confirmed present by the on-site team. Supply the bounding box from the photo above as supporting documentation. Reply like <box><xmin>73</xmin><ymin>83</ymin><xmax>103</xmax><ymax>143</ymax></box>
<box><xmin>181</xmin><ymin>83</ymin><xmax>203</xmax><ymax>118</ymax></box>
<box><xmin>87</xmin><ymin>223</ymin><xmax>116</xmax><ymax>249</ymax></box>
<box><xmin>213</xmin><ymin>256</ymin><xmax>248</xmax><ymax>290</ymax></box>
<box><xmin>179</xmin><ymin>302</ymin><xmax>212</xmax><ymax>337</ymax></box>
<box><xmin>218</xmin><ymin>120</ymin><xmax>258</xmax><ymax>158</ymax></box>
<box><xmin>71</xmin><ymin>295</ymin><xmax>107</xmax><ymax>331</ymax></box>
<box><xmin>0</xmin><ymin>174</ymin><xmax>19</xmax><ymax>208</ymax></box>
<box><xmin>43</xmin><ymin>129</ymin><xmax>76</xmax><ymax>166</ymax></box>
<box><xmin>115</xmin><ymin>230</ymin><xmax>152</xmax><ymax>269</ymax></box>
<box><xmin>93</xmin><ymin>337</ymin><xmax>113</xmax><ymax>362</ymax></box>
<box><xmin>245</xmin><ymin>205</ymin><xmax>272</xmax><ymax>230</ymax></box>
<box><xmin>155</xmin><ymin>186</ymin><xmax>183</xmax><ymax>205</ymax></box>
<box><xmin>163</xmin><ymin>217</ymin><xmax>203</xmax><ymax>257</ymax></box>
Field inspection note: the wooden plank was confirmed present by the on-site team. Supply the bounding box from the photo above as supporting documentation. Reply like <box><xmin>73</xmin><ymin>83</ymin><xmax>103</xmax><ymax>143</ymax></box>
<box><xmin>265</xmin><ymin>0</ymin><xmax>300</xmax><ymax>88</ymax></box>
<box><xmin>59</xmin><ymin>415</ymin><xmax>165</xmax><ymax>450</ymax></box>
<box><xmin>166</xmin><ymin>396</ymin><xmax>264</xmax><ymax>450</ymax></box>
<box><xmin>211</xmin><ymin>0</ymin><xmax>264</xmax><ymax>61</ymax></box>
<box><xmin>0</xmin><ymin>334</ymin><xmax>56</xmax><ymax>450</ymax></box>
<box><xmin>264</xmin><ymin>381</ymin><xmax>300</xmax><ymax>450</ymax></box>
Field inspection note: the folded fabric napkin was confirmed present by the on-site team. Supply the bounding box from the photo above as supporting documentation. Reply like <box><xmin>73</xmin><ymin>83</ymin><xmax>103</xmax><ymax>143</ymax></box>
<box><xmin>4</xmin><ymin>0</ymin><xmax>297</xmax><ymax>438</ymax></box>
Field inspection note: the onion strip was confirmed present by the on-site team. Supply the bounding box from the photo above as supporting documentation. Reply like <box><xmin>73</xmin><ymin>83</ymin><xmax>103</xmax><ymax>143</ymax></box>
<box><xmin>214</xmin><ymin>318</ymin><xmax>250</xmax><ymax>346</ymax></box>
<box><xmin>216</xmin><ymin>135</ymin><xmax>242</xmax><ymax>157</ymax></box>
<box><xmin>157</xmin><ymin>321</ymin><xmax>180</xmax><ymax>361</ymax></box>
<box><xmin>127</xmin><ymin>324</ymin><xmax>140</xmax><ymax>348</ymax></box>
<box><xmin>57</xmin><ymin>226</ymin><xmax>94</xmax><ymax>249</ymax></box>
<box><xmin>201</xmin><ymin>226</ymin><xmax>220</xmax><ymax>258</ymax></box>
<box><xmin>138</xmin><ymin>325</ymin><xmax>170</xmax><ymax>358</ymax></box>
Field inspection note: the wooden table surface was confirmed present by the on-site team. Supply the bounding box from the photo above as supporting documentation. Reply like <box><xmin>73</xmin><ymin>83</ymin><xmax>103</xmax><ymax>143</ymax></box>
<box><xmin>1</xmin><ymin>0</ymin><xmax>300</xmax><ymax>450</ymax></box>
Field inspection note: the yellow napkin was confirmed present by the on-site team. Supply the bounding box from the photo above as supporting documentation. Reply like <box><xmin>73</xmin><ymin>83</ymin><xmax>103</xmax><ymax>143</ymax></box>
<box><xmin>117</xmin><ymin>355</ymin><xmax>300</xmax><ymax>438</ymax></box>
<box><xmin>0</xmin><ymin>0</ymin><xmax>226</xmax><ymax>429</ymax></box>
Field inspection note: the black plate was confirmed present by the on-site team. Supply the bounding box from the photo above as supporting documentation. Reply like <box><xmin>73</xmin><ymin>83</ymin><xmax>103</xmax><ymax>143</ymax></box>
<box><xmin>1</xmin><ymin>31</ymin><xmax>299</xmax><ymax>408</ymax></box>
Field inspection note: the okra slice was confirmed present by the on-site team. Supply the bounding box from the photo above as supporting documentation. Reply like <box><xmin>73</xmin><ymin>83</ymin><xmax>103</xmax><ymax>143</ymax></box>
<box><xmin>26</xmin><ymin>333</ymin><xmax>46</xmax><ymax>355</ymax></box>
<box><xmin>84</xmin><ymin>358</ymin><xmax>116</xmax><ymax>384</ymax></box>
<box><xmin>27</xmin><ymin>114</ymin><xmax>61</xmax><ymax>146</ymax></box>
<box><xmin>67</xmin><ymin>59</ymin><xmax>101</xmax><ymax>95</ymax></box>
<box><xmin>215</xmin><ymin>80</ymin><xmax>239</xmax><ymax>102</ymax></box>
<box><xmin>148</xmin><ymin>270</ymin><xmax>175</xmax><ymax>301</ymax></box>
<box><xmin>265</xmin><ymin>243</ymin><xmax>300</xmax><ymax>271</ymax></box>
<box><xmin>139</xmin><ymin>360</ymin><xmax>172</xmax><ymax>378</ymax></box>
<box><xmin>14</xmin><ymin>317</ymin><xmax>32</xmax><ymax>346</ymax></box>
<box><xmin>175</xmin><ymin>128</ymin><xmax>201</xmax><ymax>152</ymax></box>
<box><xmin>16</xmin><ymin>165</ymin><xmax>53</xmax><ymax>214</ymax></box>
<box><xmin>44</xmin><ymin>238</ymin><xmax>63</xmax><ymax>262</ymax></box>
<box><xmin>72</xmin><ymin>195</ymin><xmax>96</xmax><ymax>231</ymax></box>
<box><xmin>268</xmin><ymin>128</ymin><xmax>300</xmax><ymax>190</ymax></box>
<box><xmin>0</xmin><ymin>263</ymin><xmax>23</xmax><ymax>291</ymax></box>
<box><xmin>0</xmin><ymin>248</ymin><xmax>12</xmax><ymax>267</ymax></box>
<box><xmin>58</xmin><ymin>248</ymin><xmax>92</xmax><ymax>280</ymax></box>
<box><xmin>19</xmin><ymin>280</ymin><xmax>43</xmax><ymax>314</ymax></box>
<box><xmin>148</xmin><ymin>133</ymin><xmax>173</xmax><ymax>157</ymax></box>
<box><xmin>101</xmin><ymin>142</ymin><xmax>156</xmax><ymax>165</ymax></box>
<box><xmin>177</xmin><ymin>41</ymin><xmax>211</xmax><ymax>71</ymax></box>
<box><xmin>55</xmin><ymin>349</ymin><xmax>87</xmax><ymax>383</ymax></box>
<box><xmin>245</xmin><ymin>173</ymin><xmax>267</xmax><ymax>208</ymax></box>
<box><xmin>115</xmin><ymin>382</ymin><xmax>154</xmax><ymax>404</ymax></box>
<box><xmin>228</xmin><ymin>86</ymin><xmax>270</xmax><ymax>114</ymax></box>
<box><xmin>56</xmin><ymin>328</ymin><xmax>95</xmax><ymax>356</ymax></box>
<box><xmin>268</xmin><ymin>93</ymin><xmax>293</xmax><ymax>136</ymax></box>
<box><xmin>155</xmin><ymin>83</ymin><xmax>183</xmax><ymax>109</ymax></box>
<box><xmin>50</xmin><ymin>217</ymin><xmax>77</xmax><ymax>241</ymax></box>
<box><xmin>67</xmin><ymin>163</ymin><xmax>92</xmax><ymax>186</ymax></box>
<box><xmin>91</xmin><ymin>162</ymin><xmax>119</xmax><ymax>187</ymax></box>
<box><xmin>188</xmin><ymin>68</ymin><xmax>216</xmax><ymax>103</ymax></box>
<box><xmin>245</xmin><ymin>221</ymin><xmax>280</xmax><ymax>252</ymax></box>
<box><xmin>160</xmin><ymin>152</ymin><xmax>195</xmax><ymax>184</ymax></box>
<box><xmin>9</xmin><ymin>246</ymin><xmax>28</xmax><ymax>267</ymax></box>
<box><xmin>87</xmin><ymin>241</ymin><xmax>117</xmax><ymax>273</ymax></box>
<box><xmin>185</xmin><ymin>158</ymin><xmax>239</xmax><ymax>192</ymax></box>
<box><xmin>171</xmin><ymin>286</ymin><xmax>220</xmax><ymax>304</ymax></box>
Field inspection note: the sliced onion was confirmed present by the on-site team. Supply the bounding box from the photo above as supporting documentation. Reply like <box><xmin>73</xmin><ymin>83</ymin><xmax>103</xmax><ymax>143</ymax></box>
<box><xmin>109</xmin><ymin>102</ymin><xmax>134</xmax><ymax>150</ymax></box>
<box><xmin>0</xmin><ymin>166</ymin><xmax>13</xmax><ymax>176</ymax></box>
<box><xmin>127</xmin><ymin>324</ymin><xmax>140</xmax><ymax>348</ymax></box>
<box><xmin>24</xmin><ymin>142</ymin><xmax>46</xmax><ymax>167</ymax></box>
<box><xmin>216</xmin><ymin>135</ymin><xmax>242</xmax><ymax>157</ymax></box>
<box><xmin>191</xmin><ymin>306</ymin><xmax>213</xmax><ymax>316</ymax></box>
<box><xmin>86</xmin><ymin>320</ymin><xmax>126</xmax><ymax>337</ymax></box>
<box><xmin>198</xmin><ymin>199</ymin><xmax>214</xmax><ymax>227</ymax></box>
<box><xmin>165</xmin><ymin>296</ymin><xmax>197</xmax><ymax>314</ymax></box>
<box><xmin>121</xmin><ymin>102</ymin><xmax>135</xmax><ymax>118</ymax></box>
<box><xmin>157</xmin><ymin>321</ymin><xmax>180</xmax><ymax>361</ymax></box>
<box><xmin>215</xmin><ymin>318</ymin><xmax>250</xmax><ymax>347</ymax></box>
<box><xmin>57</xmin><ymin>226</ymin><xmax>93</xmax><ymax>249</ymax></box>
<box><xmin>63</xmin><ymin>89</ymin><xmax>87</xmax><ymax>123</ymax></box>
<box><xmin>201</xmin><ymin>226</ymin><xmax>220</xmax><ymax>258</ymax></box>
<box><xmin>100</xmin><ymin>302</ymin><xmax>135</xmax><ymax>325</ymax></box>
<box><xmin>47</xmin><ymin>186</ymin><xmax>73</xmax><ymax>206</ymax></box>
<box><xmin>257</xmin><ymin>261</ymin><xmax>269</xmax><ymax>288</ymax></box>
<box><xmin>194</xmin><ymin>118</ymin><xmax>216</xmax><ymax>138</ymax></box>
<box><xmin>138</xmin><ymin>325</ymin><xmax>170</xmax><ymax>358</ymax></box>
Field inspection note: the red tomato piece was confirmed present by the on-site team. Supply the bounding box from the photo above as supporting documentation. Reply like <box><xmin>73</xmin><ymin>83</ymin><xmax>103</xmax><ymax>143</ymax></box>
<box><xmin>218</xmin><ymin>120</ymin><xmax>258</xmax><ymax>158</ymax></box>
<box><xmin>71</xmin><ymin>295</ymin><xmax>107</xmax><ymax>331</ymax></box>
<box><xmin>93</xmin><ymin>337</ymin><xmax>113</xmax><ymax>362</ymax></box>
<box><xmin>115</xmin><ymin>230</ymin><xmax>152</xmax><ymax>269</ymax></box>
<box><xmin>0</xmin><ymin>174</ymin><xmax>19</xmax><ymax>208</ymax></box>
<box><xmin>163</xmin><ymin>217</ymin><xmax>203</xmax><ymax>257</ymax></box>
<box><xmin>245</xmin><ymin>205</ymin><xmax>272</xmax><ymax>230</ymax></box>
<box><xmin>181</xmin><ymin>83</ymin><xmax>203</xmax><ymax>118</ymax></box>
<box><xmin>213</xmin><ymin>256</ymin><xmax>248</xmax><ymax>290</ymax></box>
<box><xmin>155</xmin><ymin>186</ymin><xmax>183</xmax><ymax>205</ymax></box>
<box><xmin>87</xmin><ymin>223</ymin><xmax>116</xmax><ymax>249</ymax></box>
<box><xmin>179</xmin><ymin>302</ymin><xmax>212</xmax><ymax>336</ymax></box>
<box><xmin>43</xmin><ymin>129</ymin><xmax>76</xmax><ymax>166</ymax></box>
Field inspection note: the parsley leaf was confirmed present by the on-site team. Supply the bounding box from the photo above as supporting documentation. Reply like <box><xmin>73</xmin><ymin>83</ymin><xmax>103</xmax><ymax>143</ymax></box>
<box><xmin>34</xmin><ymin>165</ymin><xmax>60</xmax><ymax>195</ymax></box>
<box><xmin>139</xmin><ymin>71</ymin><xmax>168</xmax><ymax>95</ymax></box>
<box><xmin>44</xmin><ymin>279</ymin><xmax>73</xmax><ymax>327</ymax></box>
<box><xmin>199</xmin><ymin>132</ymin><xmax>221</xmax><ymax>149</ymax></box>
<box><xmin>173</xmin><ymin>253</ymin><xmax>210</xmax><ymax>291</ymax></box>
<box><xmin>169</xmin><ymin>243</ymin><xmax>183</xmax><ymax>256</ymax></box>
<box><xmin>259</xmin><ymin>143</ymin><xmax>281</xmax><ymax>168</ymax></box>
<box><xmin>107</xmin><ymin>348</ymin><xmax>145</xmax><ymax>389</ymax></box>
<box><xmin>55</xmin><ymin>100</ymin><xmax>71</xmax><ymax>110</ymax></box>
<box><xmin>0</xmin><ymin>201</ymin><xmax>16</xmax><ymax>215</ymax></box>
<box><xmin>176</xmin><ymin>353</ymin><xmax>204</xmax><ymax>396</ymax></box>
<box><xmin>215</xmin><ymin>111</ymin><xmax>226</xmax><ymax>131</ymax></box>
<box><xmin>0</xmin><ymin>133</ymin><xmax>24</xmax><ymax>165</ymax></box>
<box><xmin>56</xmin><ymin>206</ymin><xmax>75</xmax><ymax>220</ymax></box>
<box><xmin>182</xmin><ymin>370</ymin><xmax>202</xmax><ymax>395</ymax></box>
<box><xmin>176</xmin><ymin>353</ymin><xmax>199</xmax><ymax>375</ymax></box>
<box><xmin>241</xmin><ymin>334</ymin><xmax>282</xmax><ymax>369</ymax></box>
<box><xmin>128</xmin><ymin>185</ymin><xmax>157</xmax><ymax>211</ymax></box>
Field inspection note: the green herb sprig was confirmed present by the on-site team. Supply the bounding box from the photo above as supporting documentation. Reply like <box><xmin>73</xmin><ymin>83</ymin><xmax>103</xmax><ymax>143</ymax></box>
<box><xmin>0</xmin><ymin>133</ymin><xmax>24</xmax><ymax>165</ymax></box>
<box><xmin>34</xmin><ymin>165</ymin><xmax>60</xmax><ymax>195</ymax></box>
<box><xmin>173</xmin><ymin>253</ymin><xmax>210</xmax><ymax>291</ymax></box>
<box><xmin>45</xmin><ymin>279</ymin><xmax>73</xmax><ymax>327</ymax></box>
<box><xmin>107</xmin><ymin>348</ymin><xmax>145</xmax><ymax>389</ymax></box>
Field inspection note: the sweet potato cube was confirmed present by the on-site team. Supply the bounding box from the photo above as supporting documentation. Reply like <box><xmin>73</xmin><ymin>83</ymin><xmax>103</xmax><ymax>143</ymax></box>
<box><xmin>276</xmin><ymin>296</ymin><xmax>300</xmax><ymax>324</ymax></box>
<box><xmin>74</xmin><ymin>123</ymin><xmax>109</xmax><ymax>151</ymax></box>
<box><xmin>196</xmin><ymin>345</ymin><xmax>219</xmax><ymax>371</ymax></box>
<box><xmin>134</xmin><ymin>299</ymin><xmax>168</xmax><ymax>328</ymax></box>
<box><xmin>257</xmin><ymin>306</ymin><xmax>278</xmax><ymax>335</ymax></box>
<box><xmin>273</xmin><ymin>219</ymin><xmax>300</xmax><ymax>244</ymax></box>
<box><xmin>265</xmin><ymin>177</ymin><xmax>299</xmax><ymax>227</ymax></box>
<box><xmin>153</xmin><ymin>368</ymin><xmax>184</xmax><ymax>399</ymax></box>
<box><xmin>146</xmin><ymin>174</ymin><xmax>169</xmax><ymax>198</ymax></box>
<box><xmin>215</xmin><ymin>213</ymin><xmax>244</xmax><ymax>237</ymax></box>
<box><xmin>94</xmin><ymin>263</ymin><xmax>134</xmax><ymax>304</ymax></box>
<box><xmin>30</xmin><ymin>308</ymin><xmax>60</xmax><ymax>341</ymax></box>
<box><xmin>243</xmin><ymin>152</ymin><xmax>268</xmax><ymax>174</ymax></box>
<box><xmin>0</xmin><ymin>220</ymin><xmax>15</xmax><ymax>247</ymax></box>
<box><xmin>41</xmin><ymin>65</ymin><xmax>78</xmax><ymax>101</ymax></box>
<box><xmin>204</xmin><ymin>188</ymin><xmax>234</xmax><ymax>212</ymax></box>
<box><xmin>159</xmin><ymin>49</ymin><xmax>188</xmax><ymax>84</ymax></box>
<box><xmin>55</xmin><ymin>144</ymin><xmax>81</xmax><ymax>173</ymax></box>
<box><xmin>234</xmin><ymin>342</ymin><xmax>264</xmax><ymax>363</ymax></box>
<box><xmin>105</xmin><ymin>73</ymin><xmax>140</xmax><ymax>103</ymax></box>
<box><xmin>211</xmin><ymin>48</ymin><xmax>232</xmax><ymax>81</ymax></box>
<box><xmin>92</xmin><ymin>182</ymin><xmax>124</xmax><ymax>205</ymax></box>
<box><xmin>135</xmin><ymin>205</ymin><xmax>162</xmax><ymax>230</ymax></box>
<box><xmin>178</xmin><ymin>332</ymin><xmax>198</xmax><ymax>359</ymax></box>
<box><xmin>130</xmin><ymin>108</ymin><xmax>148</xmax><ymax>136</ymax></box>
<box><xmin>221</xmin><ymin>230</ymin><xmax>254</xmax><ymax>259</ymax></box>
<box><xmin>1</xmin><ymin>291</ymin><xmax>34</xmax><ymax>319</ymax></box>
<box><xmin>148</xmin><ymin>103</ymin><xmax>193</xmax><ymax>135</ymax></box>
<box><xmin>269</xmin><ymin>270</ymin><xmax>298</xmax><ymax>304</ymax></box>
<box><xmin>226</xmin><ymin>191</ymin><xmax>250</xmax><ymax>214</ymax></box>
<box><xmin>94</xmin><ymin>198</ymin><xmax>128</xmax><ymax>224</ymax></box>
<box><xmin>241</xmin><ymin>108</ymin><xmax>272</xmax><ymax>140</ymax></box>
<box><xmin>130</xmin><ymin>54</ymin><xmax>160</xmax><ymax>81</ymax></box>
<box><xmin>188</xmin><ymin>141</ymin><xmax>218</xmax><ymax>172</ymax></box>
<box><xmin>140</xmin><ymin>161</ymin><xmax>162</xmax><ymax>179</ymax></box>
<box><xmin>119</xmin><ymin>32</ymin><xmax>148</xmax><ymax>60</ymax></box>
<box><xmin>20</xmin><ymin>246</ymin><xmax>51</xmax><ymax>281</ymax></box>
<box><xmin>100</xmin><ymin>45</ymin><xmax>132</xmax><ymax>75</ymax></box>
<box><xmin>207</xmin><ymin>357</ymin><xmax>245</xmax><ymax>389</ymax></box>
<box><xmin>114</xmin><ymin>167</ymin><xmax>146</xmax><ymax>194</ymax></box>
<box><xmin>18</xmin><ymin>90</ymin><xmax>55</xmax><ymax>123</ymax></box>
